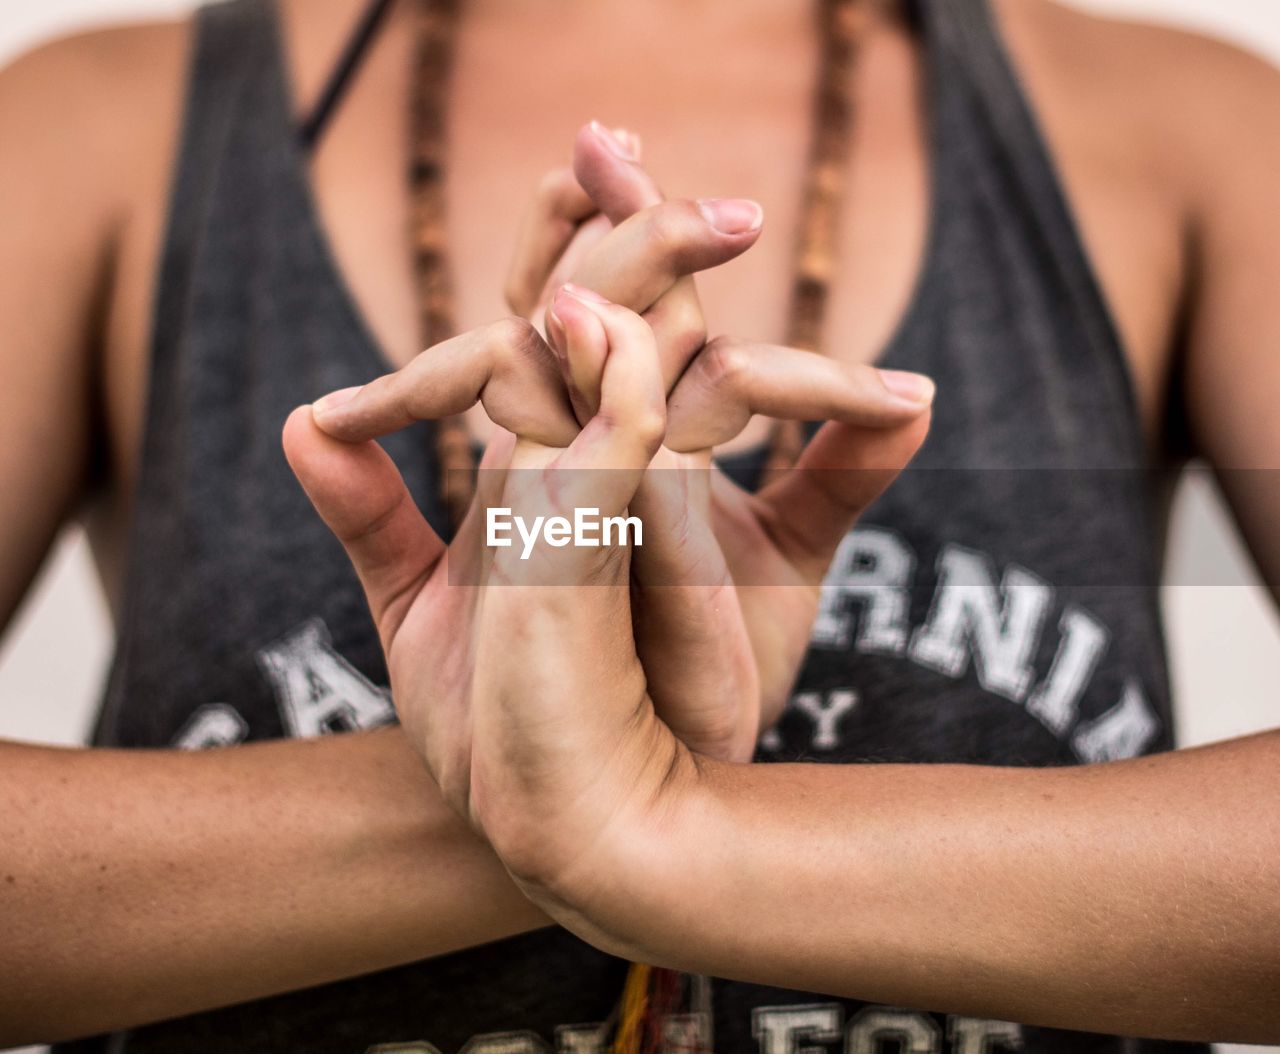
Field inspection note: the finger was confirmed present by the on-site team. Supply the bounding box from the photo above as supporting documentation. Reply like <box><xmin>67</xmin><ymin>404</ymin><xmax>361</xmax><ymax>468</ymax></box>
<box><xmin>504</xmin><ymin>166</ymin><xmax>597</xmax><ymax>317</ymax></box>
<box><xmin>557</xmin><ymin>292</ymin><xmax>666</xmax><ymax>511</ymax></box>
<box><xmin>552</xmin><ymin>288</ymin><xmax>736</xmax><ymax>726</ymax></box>
<box><xmin>665</xmin><ymin>336</ymin><xmax>936</xmax><ymax>452</ymax></box>
<box><xmin>570</xmin><ymin>197</ymin><xmax>762</xmax><ymax>320</ymax></box>
<box><xmin>570</xmin><ymin>124</ymin><xmax>720</xmax><ymax>387</ymax></box>
<box><xmin>464</xmin><ymin>428</ymin><xmax>518</xmax><ymax>584</ymax></box>
<box><xmin>755</xmin><ymin>411</ymin><xmax>933</xmax><ymax>581</ymax></box>
<box><xmin>547</xmin><ymin>277</ymin><xmax>707</xmax><ymax>417</ymax></box>
<box><xmin>567</xmin><ymin>199</ymin><xmax>759</xmax><ymax>391</ymax></box>
<box><xmin>640</xmin><ymin>278</ymin><xmax>710</xmax><ymax>392</ymax></box>
<box><xmin>547</xmin><ymin>283</ymin><xmax>609</xmax><ymax>419</ymax></box>
<box><xmin>505</xmin><ymin>119</ymin><xmax>649</xmax><ymax>323</ymax></box>
<box><xmin>631</xmin><ymin>458</ymin><xmax>761</xmax><ymax>762</ymax></box>
<box><xmin>282</xmin><ymin>406</ymin><xmax>444</xmax><ymax>645</ymax></box>
<box><xmin>573</xmin><ymin>120</ymin><xmax>663</xmax><ymax>223</ymax></box>
<box><xmin>537</xmin><ymin>212</ymin><xmax>613</xmax><ymax>322</ymax></box>
<box><xmin>548</xmin><ymin>256</ymin><xmax>705</xmax><ymax>402</ymax></box>
<box><xmin>310</xmin><ymin>318</ymin><xmax>579</xmax><ymax>447</ymax></box>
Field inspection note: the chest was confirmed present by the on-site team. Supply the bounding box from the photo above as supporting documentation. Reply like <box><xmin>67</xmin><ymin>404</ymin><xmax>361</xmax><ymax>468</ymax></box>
<box><xmin>103</xmin><ymin>1</ymin><xmax>1182</xmax><ymax>517</ymax></box>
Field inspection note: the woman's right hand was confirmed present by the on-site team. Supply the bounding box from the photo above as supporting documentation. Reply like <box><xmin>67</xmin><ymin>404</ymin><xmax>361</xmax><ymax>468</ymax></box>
<box><xmin>286</xmin><ymin>294</ymin><xmax>756</xmax><ymax>833</ymax></box>
<box><xmin>506</xmin><ymin>123</ymin><xmax>934</xmax><ymax>742</ymax></box>
<box><xmin>283</xmin><ymin>318</ymin><xmax>574</xmax><ymax>813</ymax></box>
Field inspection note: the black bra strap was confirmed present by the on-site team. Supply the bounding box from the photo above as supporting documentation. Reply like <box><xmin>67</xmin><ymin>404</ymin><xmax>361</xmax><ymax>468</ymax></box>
<box><xmin>298</xmin><ymin>0</ymin><xmax>399</xmax><ymax>152</ymax></box>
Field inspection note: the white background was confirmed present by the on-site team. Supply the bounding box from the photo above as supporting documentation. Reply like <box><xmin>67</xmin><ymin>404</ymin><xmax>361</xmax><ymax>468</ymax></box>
<box><xmin>0</xmin><ymin>0</ymin><xmax>1275</xmax><ymax>1051</ymax></box>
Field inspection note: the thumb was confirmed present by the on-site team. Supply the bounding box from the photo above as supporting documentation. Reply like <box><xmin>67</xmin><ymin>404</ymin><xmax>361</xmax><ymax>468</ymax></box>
<box><xmin>553</xmin><ymin>288</ymin><xmax>666</xmax><ymax>516</ymax></box>
<box><xmin>282</xmin><ymin>406</ymin><xmax>445</xmax><ymax>645</ymax></box>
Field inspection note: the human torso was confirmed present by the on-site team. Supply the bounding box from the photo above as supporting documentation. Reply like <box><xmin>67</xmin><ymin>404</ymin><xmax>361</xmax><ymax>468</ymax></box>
<box><xmin>71</xmin><ymin>0</ymin><xmax>1198</xmax><ymax>1051</ymax></box>
<box><xmin>89</xmin><ymin>0</ymin><xmax>1187</xmax><ymax>608</ymax></box>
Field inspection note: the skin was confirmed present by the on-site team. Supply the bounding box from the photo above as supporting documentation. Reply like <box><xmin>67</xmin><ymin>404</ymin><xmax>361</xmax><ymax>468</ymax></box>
<box><xmin>0</xmin><ymin>0</ymin><xmax>1276</xmax><ymax>1041</ymax></box>
<box><xmin>292</xmin><ymin>281</ymin><xmax>929</xmax><ymax>822</ymax></box>
<box><xmin>295</xmin><ymin>290</ymin><xmax>1280</xmax><ymax>1045</ymax></box>
<box><xmin>0</xmin><ymin>58</ymin><xmax>933</xmax><ymax>1045</ymax></box>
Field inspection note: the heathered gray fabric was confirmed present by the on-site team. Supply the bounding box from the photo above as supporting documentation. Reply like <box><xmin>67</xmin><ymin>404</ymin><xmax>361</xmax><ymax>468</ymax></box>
<box><xmin>60</xmin><ymin>0</ymin><xmax>1203</xmax><ymax>1051</ymax></box>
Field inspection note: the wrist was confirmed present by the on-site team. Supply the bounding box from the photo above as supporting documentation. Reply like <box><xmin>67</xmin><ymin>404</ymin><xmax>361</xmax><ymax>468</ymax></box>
<box><xmin>509</xmin><ymin>738</ymin><xmax>733</xmax><ymax>967</ymax></box>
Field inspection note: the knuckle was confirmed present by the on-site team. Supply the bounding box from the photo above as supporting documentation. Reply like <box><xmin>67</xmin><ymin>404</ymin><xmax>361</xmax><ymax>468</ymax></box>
<box><xmin>535</xmin><ymin>166</ymin><xmax>577</xmax><ymax>209</ymax></box>
<box><xmin>641</xmin><ymin>202</ymin><xmax>692</xmax><ymax>259</ymax></box>
<box><xmin>632</xmin><ymin>404</ymin><xmax>668</xmax><ymax>451</ymax></box>
<box><xmin>616</xmin><ymin>304</ymin><xmax>657</xmax><ymax>345</ymax></box>
<box><xmin>535</xmin><ymin>166</ymin><xmax>576</xmax><ymax>208</ymax></box>
<box><xmin>366</xmin><ymin>367</ymin><xmax>408</xmax><ymax>410</ymax></box>
<box><xmin>698</xmin><ymin>336</ymin><xmax>753</xmax><ymax>391</ymax></box>
<box><xmin>666</xmin><ymin>301</ymin><xmax>707</xmax><ymax>360</ymax></box>
<box><xmin>485</xmin><ymin>315</ymin><xmax>542</xmax><ymax>372</ymax></box>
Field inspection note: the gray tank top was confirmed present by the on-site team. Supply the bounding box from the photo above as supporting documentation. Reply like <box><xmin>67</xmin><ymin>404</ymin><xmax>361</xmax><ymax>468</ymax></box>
<box><xmin>67</xmin><ymin>0</ymin><xmax>1203</xmax><ymax>1051</ymax></box>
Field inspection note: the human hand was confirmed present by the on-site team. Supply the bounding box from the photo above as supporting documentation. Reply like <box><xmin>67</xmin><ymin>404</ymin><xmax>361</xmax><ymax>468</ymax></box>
<box><xmin>511</xmin><ymin>122</ymin><xmax>934</xmax><ymax>731</ymax></box>
<box><xmin>284</xmin><ymin>299</ymin><xmax>681</xmax><ymax>872</ymax></box>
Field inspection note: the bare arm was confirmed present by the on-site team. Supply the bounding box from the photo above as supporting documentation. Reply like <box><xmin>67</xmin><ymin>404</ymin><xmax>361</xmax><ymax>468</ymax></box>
<box><xmin>579</xmin><ymin>733</ymin><xmax>1280</xmax><ymax>1045</ymax></box>
<box><xmin>0</xmin><ymin>38</ymin><xmax>777</xmax><ymax>1040</ymax></box>
<box><xmin>1</xmin><ymin>730</ymin><xmax>545</xmax><ymax>1044</ymax></box>
<box><xmin>1176</xmin><ymin>29</ymin><xmax>1280</xmax><ymax>590</ymax></box>
<box><xmin>309</xmin><ymin>309</ymin><xmax>1280</xmax><ymax>1045</ymax></box>
<box><xmin>414</xmin><ymin>122</ymin><xmax>1280</xmax><ymax>1032</ymax></box>
<box><xmin>0</xmin><ymin>31</ymin><xmax>109</xmax><ymax>626</ymax></box>
<box><xmin>0</xmin><ymin>30</ymin><xmax>543</xmax><ymax>1045</ymax></box>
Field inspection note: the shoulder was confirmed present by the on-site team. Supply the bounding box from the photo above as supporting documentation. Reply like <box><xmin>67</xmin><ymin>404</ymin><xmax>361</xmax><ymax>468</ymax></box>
<box><xmin>0</xmin><ymin>17</ymin><xmax>192</xmax><ymax>244</ymax></box>
<box><xmin>993</xmin><ymin>0</ymin><xmax>1280</xmax><ymax>105</ymax></box>
<box><xmin>994</xmin><ymin>0</ymin><xmax>1280</xmax><ymax>209</ymax></box>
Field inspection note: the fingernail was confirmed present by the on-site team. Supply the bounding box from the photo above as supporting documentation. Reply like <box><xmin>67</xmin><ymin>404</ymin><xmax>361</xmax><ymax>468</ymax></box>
<box><xmin>612</xmin><ymin>126</ymin><xmax>642</xmax><ymax>160</ymax></box>
<box><xmin>697</xmin><ymin>198</ymin><xmax>764</xmax><ymax>235</ymax></box>
<box><xmin>561</xmin><ymin>282</ymin><xmax>610</xmax><ymax>304</ymax></box>
<box><xmin>590</xmin><ymin>120</ymin><xmax>636</xmax><ymax>161</ymax></box>
<box><xmin>878</xmin><ymin>369</ymin><xmax>935</xmax><ymax>406</ymax></box>
<box><xmin>545</xmin><ymin>303</ymin><xmax>570</xmax><ymax>349</ymax></box>
<box><xmin>312</xmin><ymin>385</ymin><xmax>362</xmax><ymax>417</ymax></box>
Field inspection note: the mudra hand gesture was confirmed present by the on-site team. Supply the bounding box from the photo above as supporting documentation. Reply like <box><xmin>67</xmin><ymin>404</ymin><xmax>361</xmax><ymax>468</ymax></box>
<box><xmin>283</xmin><ymin>124</ymin><xmax>931</xmax><ymax>883</ymax></box>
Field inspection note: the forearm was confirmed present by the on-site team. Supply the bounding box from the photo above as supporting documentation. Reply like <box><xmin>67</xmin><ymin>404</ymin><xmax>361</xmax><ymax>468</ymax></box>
<box><xmin>590</xmin><ymin>731</ymin><xmax>1280</xmax><ymax>1043</ymax></box>
<box><xmin>1</xmin><ymin>727</ymin><xmax>546</xmax><ymax>1044</ymax></box>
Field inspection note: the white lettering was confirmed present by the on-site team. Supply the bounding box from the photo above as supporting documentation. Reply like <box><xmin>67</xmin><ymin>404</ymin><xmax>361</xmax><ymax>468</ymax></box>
<box><xmin>554</xmin><ymin>1024</ymin><xmax>607</xmax><ymax>1054</ymax></box>
<box><xmin>460</xmin><ymin>1033</ymin><xmax>550</xmax><ymax>1054</ymax></box>
<box><xmin>753</xmin><ymin>1004</ymin><xmax>843</xmax><ymax>1054</ymax></box>
<box><xmin>256</xmin><ymin>619</ymin><xmax>395</xmax><ymax>737</ymax></box>
<box><xmin>1026</xmin><ymin>607</ymin><xmax>1109</xmax><ymax>735</ymax></box>
<box><xmin>173</xmin><ymin>703</ymin><xmax>248</xmax><ymax>749</ymax></box>
<box><xmin>544</xmin><ymin>516</ymin><xmax>572</xmax><ymax>547</ymax></box>
<box><xmin>846</xmin><ymin>1009</ymin><xmax>939</xmax><ymax>1054</ymax></box>
<box><xmin>515</xmin><ymin>514</ymin><xmax>545</xmax><ymax>560</ymax></box>
<box><xmin>602</xmin><ymin>514</ymin><xmax>642</xmax><ymax>547</ymax></box>
<box><xmin>574</xmin><ymin>507</ymin><xmax>600</xmax><ymax>546</ymax></box>
<box><xmin>948</xmin><ymin>1018</ymin><xmax>1023</xmax><ymax>1054</ymax></box>
<box><xmin>484</xmin><ymin>508</ymin><xmax>642</xmax><ymax>558</ymax></box>
<box><xmin>486</xmin><ymin>507</ymin><xmax>513</xmax><ymax>548</ymax></box>
<box><xmin>1071</xmin><ymin>680</ymin><xmax>1160</xmax><ymax>762</ymax></box>
<box><xmin>813</xmin><ymin>528</ymin><xmax>915</xmax><ymax>653</ymax></box>
<box><xmin>791</xmin><ymin>690</ymin><xmax>859</xmax><ymax>750</ymax></box>
<box><xmin>909</xmin><ymin>546</ymin><xmax>1051</xmax><ymax>702</ymax></box>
